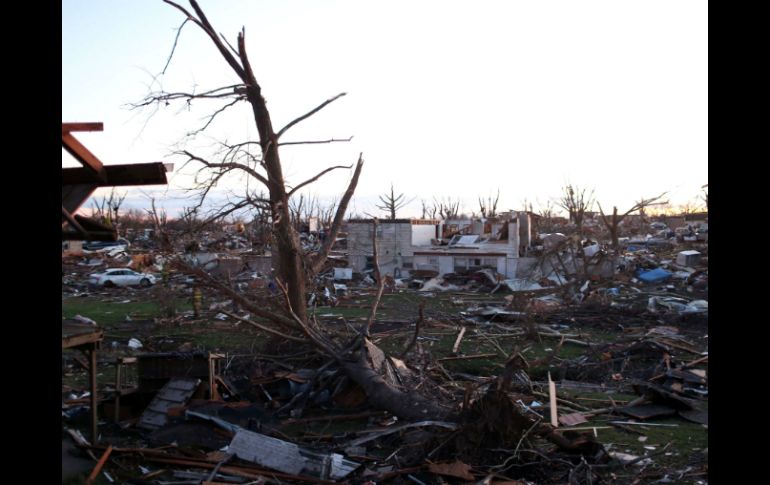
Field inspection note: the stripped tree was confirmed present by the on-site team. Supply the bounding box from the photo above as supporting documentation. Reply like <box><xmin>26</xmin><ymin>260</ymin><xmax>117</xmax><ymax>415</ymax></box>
<box><xmin>421</xmin><ymin>199</ymin><xmax>437</xmax><ymax>219</ymax></box>
<box><xmin>135</xmin><ymin>0</ymin><xmax>445</xmax><ymax>421</ymax></box>
<box><xmin>597</xmin><ymin>193</ymin><xmax>668</xmax><ymax>249</ymax></box>
<box><xmin>91</xmin><ymin>188</ymin><xmax>127</xmax><ymax>233</ymax></box>
<box><xmin>435</xmin><ymin>196</ymin><xmax>462</xmax><ymax>219</ymax></box>
<box><xmin>478</xmin><ymin>188</ymin><xmax>500</xmax><ymax>218</ymax></box>
<box><xmin>135</xmin><ymin>0</ymin><xmax>363</xmax><ymax>322</ymax></box>
<box><xmin>376</xmin><ymin>183</ymin><xmax>411</xmax><ymax>219</ymax></box>
<box><xmin>557</xmin><ymin>184</ymin><xmax>594</xmax><ymax>237</ymax></box>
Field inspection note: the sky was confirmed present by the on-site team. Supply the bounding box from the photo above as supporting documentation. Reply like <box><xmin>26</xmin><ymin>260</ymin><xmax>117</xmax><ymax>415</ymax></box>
<box><xmin>62</xmin><ymin>0</ymin><xmax>708</xmax><ymax>219</ymax></box>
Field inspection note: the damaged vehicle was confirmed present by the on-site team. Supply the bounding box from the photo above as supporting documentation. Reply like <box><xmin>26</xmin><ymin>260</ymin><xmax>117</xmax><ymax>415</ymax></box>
<box><xmin>89</xmin><ymin>268</ymin><xmax>157</xmax><ymax>288</ymax></box>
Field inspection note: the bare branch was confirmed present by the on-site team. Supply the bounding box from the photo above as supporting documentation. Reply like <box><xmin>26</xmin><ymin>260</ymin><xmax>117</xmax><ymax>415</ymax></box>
<box><xmin>276</xmin><ymin>93</ymin><xmax>347</xmax><ymax>139</ymax></box>
<box><xmin>399</xmin><ymin>300</ymin><xmax>425</xmax><ymax>359</ymax></box>
<box><xmin>196</xmin><ymin>197</ymin><xmax>268</xmax><ymax>230</ymax></box>
<box><xmin>287</xmin><ymin>164</ymin><xmax>352</xmax><ymax>197</ymax></box>
<box><xmin>219</xmin><ymin>31</ymin><xmax>240</xmax><ymax>59</ymax></box>
<box><xmin>131</xmin><ymin>84</ymin><xmax>245</xmax><ymax>111</ymax></box>
<box><xmin>275</xmin><ymin>279</ymin><xmax>339</xmax><ymax>357</ymax></box>
<box><xmin>182</xmin><ymin>150</ymin><xmax>270</xmax><ymax>187</ymax></box>
<box><xmin>188</xmin><ymin>97</ymin><xmax>245</xmax><ymax>136</ymax></box>
<box><xmin>175</xmin><ymin>260</ymin><xmax>298</xmax><ymax>331</ymax></box>
<box><xmin>309</xmin><ymin>154</ymin><xmax>364</xmax><ymax>275</ymax></box>
<box><xmin>278</xmin><ymin>136</ymin><xmax>353</xmax><ymax>146</ymax></box>
<box><xmin>221</xmin><ymin>311</ymin><xmax>309</xmax><ymax>343</ymax></box>
<box><xmin>162</xmin><ymin>0</ymin><xmax>206</xmax><ymax>32</ymax></box>
<box><xmin>162</xmin><ymin>18</ymin><xmax>190</xmax><ymax>75</ymax></box>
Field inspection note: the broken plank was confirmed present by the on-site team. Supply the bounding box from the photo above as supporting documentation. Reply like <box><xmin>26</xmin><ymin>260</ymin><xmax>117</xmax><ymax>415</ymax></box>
<box><xmin>609</xmin><ymin>421</ymin><xmax>679</xmax><ymax>427</ymax></box>
<box><xmin>609</xmin><ymin>422</ymin><xmax>647</xmax><ymax>435</ymax></box>
<box><xmin>346</xmin><ymin>421</ymin><xmax>459</xmax><ymax>448</ymax></box>
<box><xmin>437</xmin><ymin>353</ymin><xmax>497</xmax><ymax>362</ymax></box>
<box><xmin>682</xmin><ymin>355</ymin><xmax>709</xmax><ymax>369</ymax></box>
<box><xmin>654</xmin><ymin>338</ymin><xmax>702</xmax><ymax>355</ymax></box>
<box><xmin>557</xmin><ymin>426</ymin><xmax>612</xmax><ymax>431</ymax></box>
<box><xmin>280</xmin><ymin>410</ymin><xmax>386</xmax><ymax>425</ymax></box>
<box><xmin>144</xmin><ymin>456</ymin><xmax>337</xmax><ymax>484</ymax></box>
<box><xmin>452</xmin><ymin>326</ymin><xmax>467</xmax><ymax>354</ymax></box>
<box><xmin>548</xmin><ymin>372</ymin><xmax>558</xmax><ymax>427</ymax></box>
<box><xmin>85</xmin><ymin>444</ymin><xmax>113</xmax><ymax>485</ymax></box>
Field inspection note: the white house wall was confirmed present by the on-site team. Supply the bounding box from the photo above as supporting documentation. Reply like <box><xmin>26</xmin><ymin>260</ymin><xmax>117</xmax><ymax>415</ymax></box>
<box><xmin>347</xmin><ymin>221</ymin><xmax>419</xmax><ymax>275</ymax></box>
<box><xmin>411</xmin><ymin>225</ymin><xmax>436</xmax><ymax>246</ymax></box>
<box><xmin>439</xmin><ymin>256</ymin><xmax>454</xmax><ymax>275</ymax></box>
<box><xmin>500</xmin><ymin>258</ymin><xmax>511</xmax><ymax>277</ymax></box>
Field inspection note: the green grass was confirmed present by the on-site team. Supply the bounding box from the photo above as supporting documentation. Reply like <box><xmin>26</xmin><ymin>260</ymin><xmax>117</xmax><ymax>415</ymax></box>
<box><xmin>62</xmin><ymin>296</ymin><xmax>184</xmax><ymax>328</ymax></box>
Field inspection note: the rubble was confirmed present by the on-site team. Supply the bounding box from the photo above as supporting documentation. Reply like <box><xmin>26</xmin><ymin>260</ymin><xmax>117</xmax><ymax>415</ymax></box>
<box><xmin>62</xmin><ymin>203</ymin><xmax>707</xmax><ymax>484</ymax></box>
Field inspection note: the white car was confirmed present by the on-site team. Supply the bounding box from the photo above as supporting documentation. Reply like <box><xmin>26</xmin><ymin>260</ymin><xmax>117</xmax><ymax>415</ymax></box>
<box><xmin>89</xmin><ymin>268</ymin><xmax>157</xmax><ymax>288</ymax></box>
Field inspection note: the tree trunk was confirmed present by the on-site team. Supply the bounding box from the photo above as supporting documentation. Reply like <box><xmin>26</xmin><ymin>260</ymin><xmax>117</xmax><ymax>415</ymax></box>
<box><xmin>244</xmin><ymin>84</ymin><xmax>308</xmax><ymax>322</ymax></box>
<box><xmin>342</xmin><ymin>339</ymin><xmax>448</xmax><ymax>420</ymax></box>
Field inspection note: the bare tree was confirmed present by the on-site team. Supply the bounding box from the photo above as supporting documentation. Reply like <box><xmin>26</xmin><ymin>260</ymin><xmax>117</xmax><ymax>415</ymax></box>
<box><xmin>135</xmin><ymin>1</ymin><xmax>443</xmax><ymax>420</ymax></box>
<box><xmin>178</xmin><ymin>206</ymin><xmax>200</xmax><ymax>234</ymax></box>
<box><xmin>434</xmin><ymin>196</ymin><xmax>462</xmax><ymax>219</ymax></box>
<box><xmin>537</xmin><ymin>199</ymin><xmax>555</xmax><ymax>221</ymax></box>
<box><xmin>557</xmin><ymin>184</ymin><xmax>594</xmax><ymax>237</ymax></box>
<box><xmin>121</xmin><ymin>208</ymin><xmax>150</xmax><ymax>239</ymax></box>
<box><xmin>677</xmin><ymin>200</ymin><xmax>702</xmax><ymax>216</ymax></box>
<box><xmin>376</xmin><ymin>183</ymin><xmax>411</xmax><ymax>219</ymax></box>
<box><xmin>478</xmin><ymin>189</ymin><xmax>500</xmax><ymax>218</ymax></box>
<box><xmin>421</xmin><ymin>199</ymin><xmax>437</xmax><ymax>219</ymax></box>
<box><xmin>598</xmin><ymin>193</ymin><xmax>668</xmax><ymax>249</ymax></box>
<box><xmin>701</xmin><ymin>184</ymin><xmax>708</xmax><ymax>212</ymax></box>
<box><xmin>289</xmin><ymin>193</ymin><xmax>308</xmax><ymax>232</ymax></box>
<box><xmin>136</xmin><ymin>0</ymin><xmax>364</xmax><ymax>322</ymax></box>
<box><xmin>145</xmin><ymin>196</ymin><xmax>173</xmax><ymax>252</ymax></box>
<box><xmin>91</xmin><ymin>188</ymin><xmax>127</xmax><ymax>235</ymax></box>
<box><xmin>314</xmin><ymin>196</ymin><xmax>338</xmax><ymax>230</ymax></box>
<box><xmin>519</xmin><ymin>197</ymin><xmax>534</xmax><ymax>214</ymax></box>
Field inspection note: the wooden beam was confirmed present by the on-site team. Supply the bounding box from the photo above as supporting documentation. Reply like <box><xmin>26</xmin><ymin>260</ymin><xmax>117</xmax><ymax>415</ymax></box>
<box><xmin>62</xmin><ymin>329</ymin><xmax>104</xmax><ymax>349</ymax></box>
<box><xmin>62</xmin><ymin>229</ymin><xmax>117</xmax><ymax>242</ymax></box>
<box><xmin>62</xmin><ymin>133</ymin><xmax>107</xmax><ymax>183</ymax></box>
<box><xmin>452</xmin><ymin>326</ymin><xmax>467</xmax><ymax>354</ymax></box>
<box><xmin>89</xmin><ymin>348</ymin><xmax>99</xmax><ymax>445</ymax></box>
<box><xmin>62</xmin><ymin>183</ymin><xmax>98</xmax><ymax>214</ymax></box>
<box><xmin>62</xmin><ymin>122</ymin><xmax>104</xmax><ymax>133</ymax></box>
<box><xmin>548</xmin><ymin>372</ymin><xmax>558</xmax><ymax>428</ymax></box>
<box><xmin>62</xmin><ymin>206</ymin><xmax>91</xmax><ymax>238</ymax></box>
<box><xmin>62</xmin><ymin>162</ymin><xmax>168</xmax><ymax>187</ymax></box>
<box><xmin>436</xmin><ymin>353</ymin><xmax>497</xmax><ymax>362</ymax></box>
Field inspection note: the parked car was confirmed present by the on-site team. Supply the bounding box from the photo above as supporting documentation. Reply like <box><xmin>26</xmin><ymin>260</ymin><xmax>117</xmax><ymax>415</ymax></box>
<box><xmin>89</xmin><ymin>268</ymin><xmax>156</xmax><ymax>288</ymax></box>
<box><xmin>83</xmin><ymin>238</ymin><xmax>130</xmax><ymax>251</ymax></box>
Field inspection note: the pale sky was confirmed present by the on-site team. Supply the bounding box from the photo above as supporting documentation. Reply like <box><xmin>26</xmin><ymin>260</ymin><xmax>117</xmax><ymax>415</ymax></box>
<box><xmin>63</xmin><ymin>0</ymin><xmax>708</xmax><ymax>219</ymax></box>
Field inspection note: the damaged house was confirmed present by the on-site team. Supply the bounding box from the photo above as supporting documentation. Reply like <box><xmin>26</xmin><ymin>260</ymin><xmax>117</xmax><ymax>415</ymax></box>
<box><xmin>346</xmin><ymin>219</ymin><xmax>441</xmax><ymax>278</ymax></box>
<box><xmin>347</xmin><ymin>213</ymin><xmax>533</xmax><ymax>279</ymax></box>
